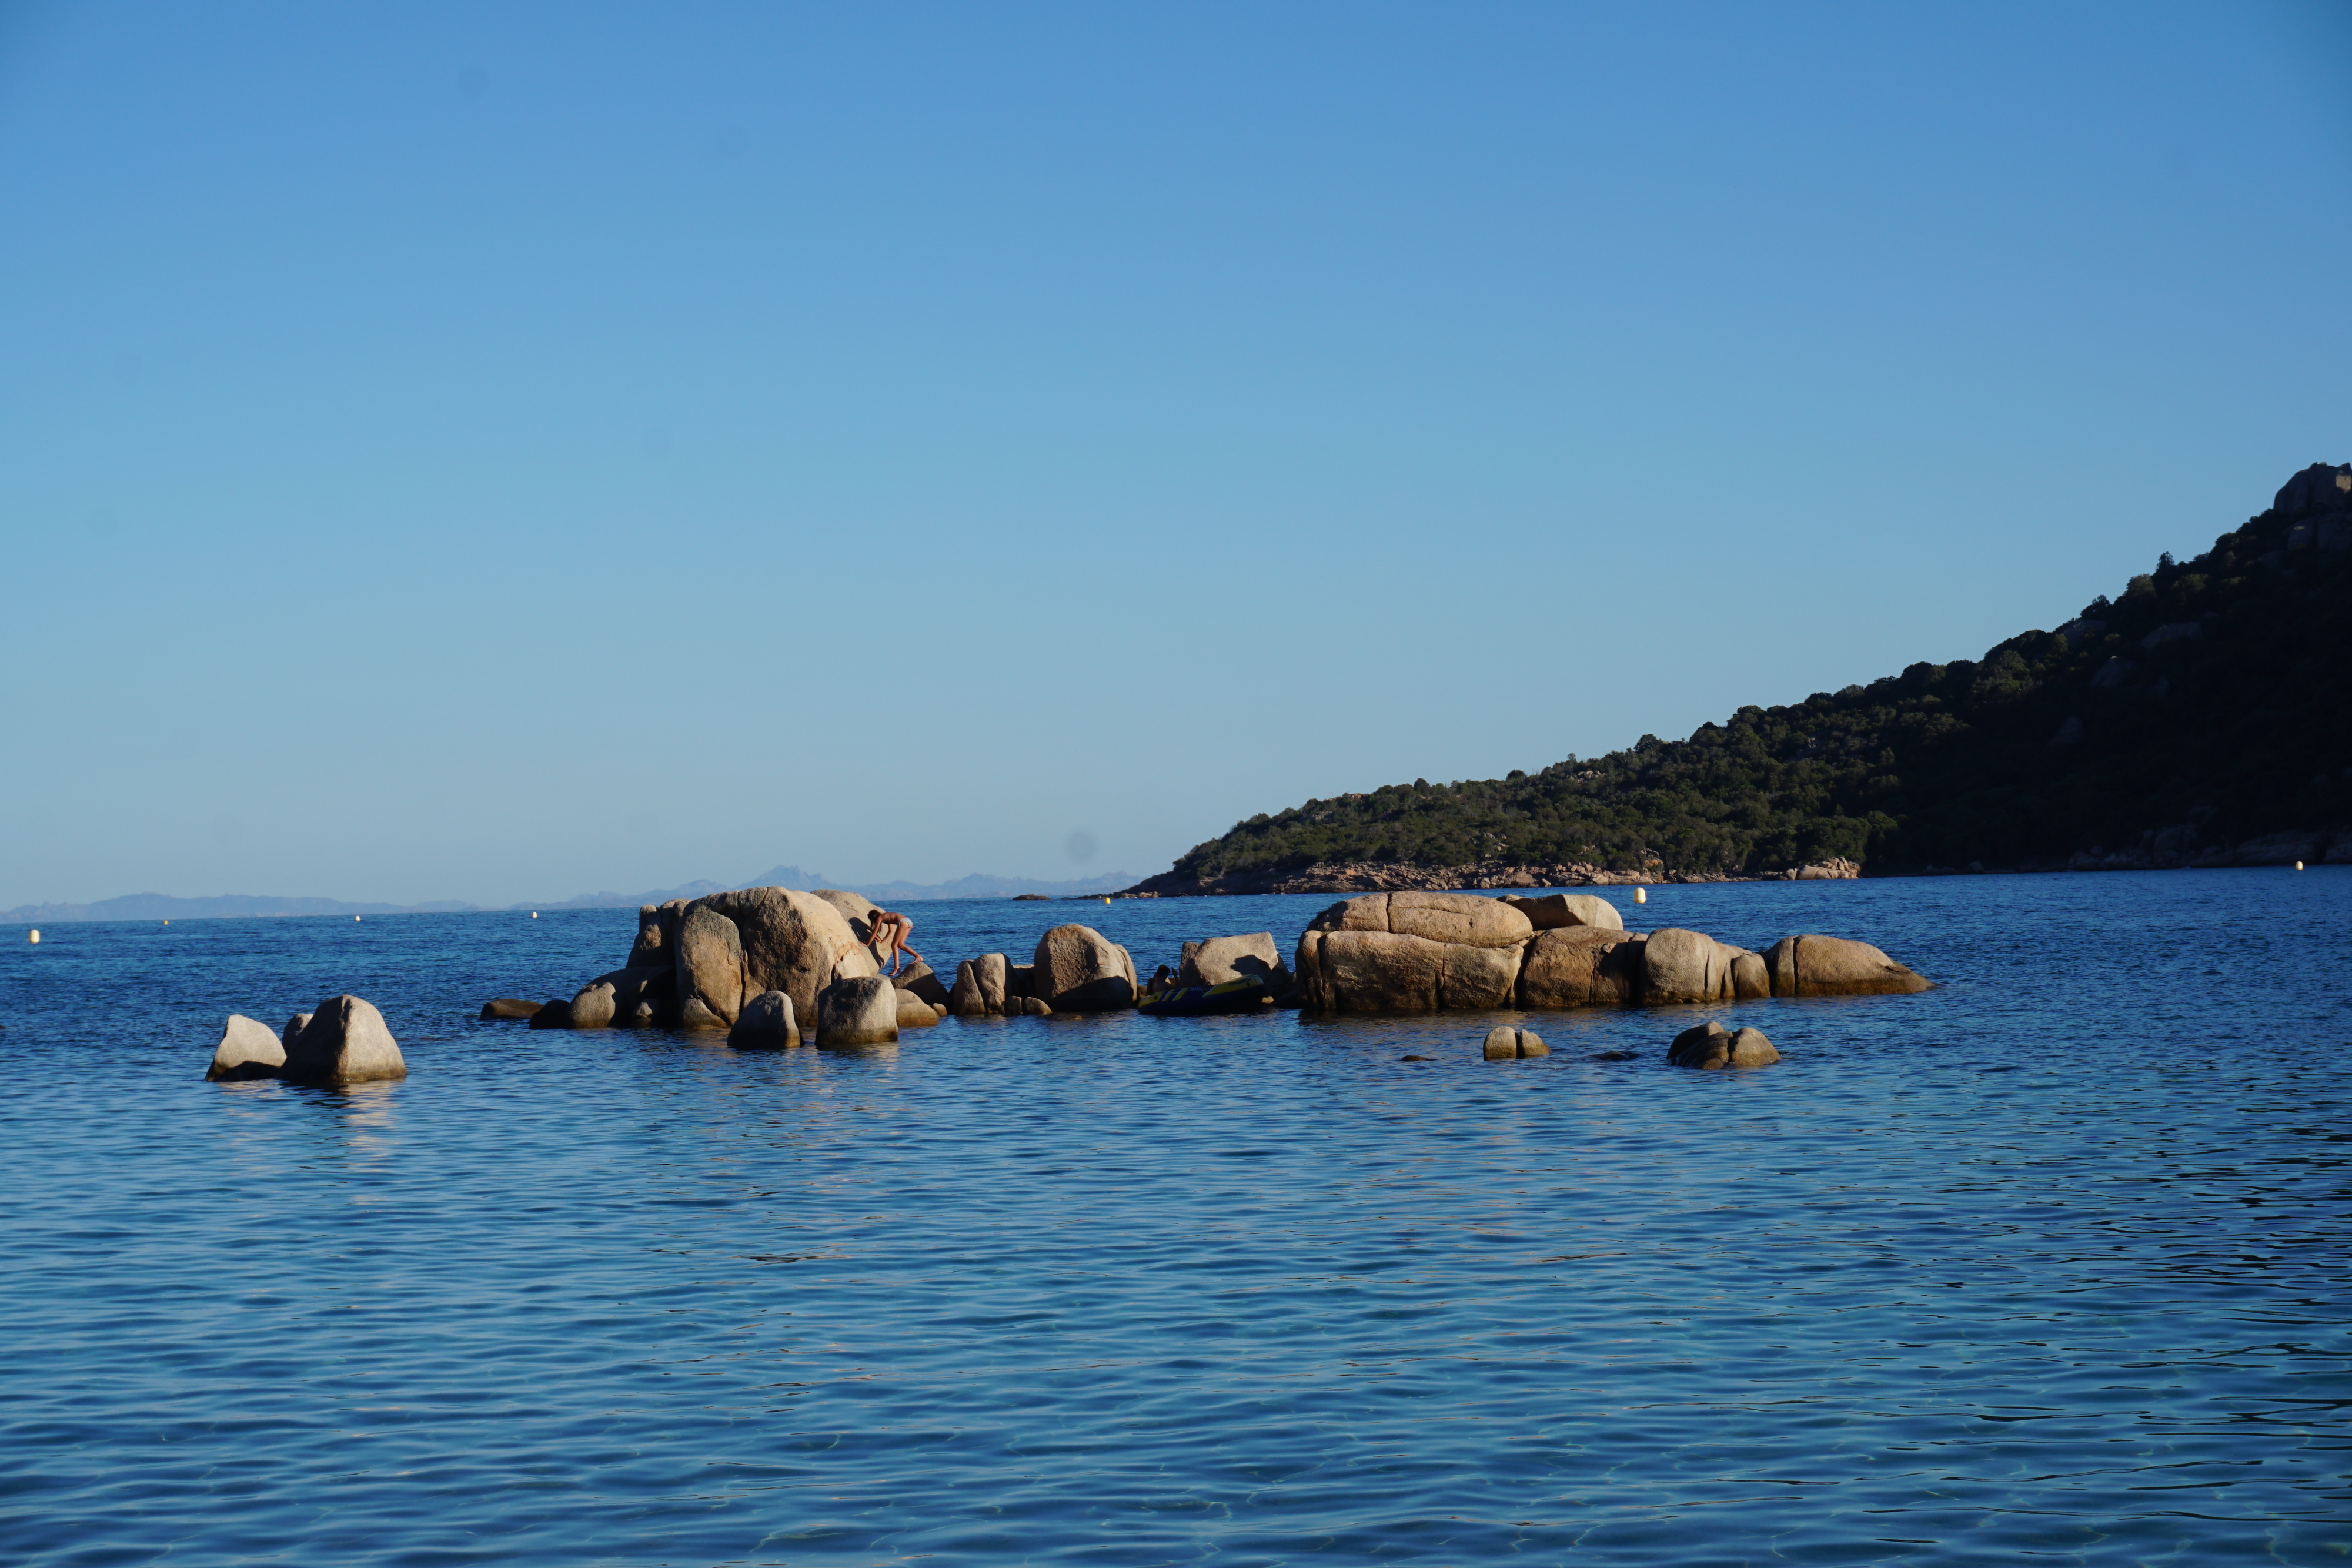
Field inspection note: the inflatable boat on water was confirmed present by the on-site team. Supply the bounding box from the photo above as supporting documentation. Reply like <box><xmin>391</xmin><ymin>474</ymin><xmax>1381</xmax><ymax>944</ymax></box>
<box><xmin>1136</xmin><ymin>977</ymin><xmax>1279</xmax><ymax>1017</ymax></box>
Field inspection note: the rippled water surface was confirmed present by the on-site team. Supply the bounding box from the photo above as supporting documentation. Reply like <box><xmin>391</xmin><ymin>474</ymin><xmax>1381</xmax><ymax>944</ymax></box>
<box><xmin>3</xmin><ymin>871</ymin><xmax>2349</xmax><ymax>1565</ymax></box>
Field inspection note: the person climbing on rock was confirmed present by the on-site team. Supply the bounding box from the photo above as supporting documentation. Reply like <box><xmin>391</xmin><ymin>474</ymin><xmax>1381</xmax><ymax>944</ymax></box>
<box><xmin>869</xmin><ymin>908</ymin><xmax>922</xmax><ymax>975</ymax></box>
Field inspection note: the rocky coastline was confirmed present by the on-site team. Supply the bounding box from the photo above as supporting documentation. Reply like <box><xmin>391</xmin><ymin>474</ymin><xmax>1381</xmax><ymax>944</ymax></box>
<box><xmin>1118</xmin><ymin>857</ymin><xmax>1865</xmax><ymax>897</ymax></box>
<box><xmin>1117</xmin><ymin>827</ymin><xmax>2348</xmax><ymax>897</ymax></box>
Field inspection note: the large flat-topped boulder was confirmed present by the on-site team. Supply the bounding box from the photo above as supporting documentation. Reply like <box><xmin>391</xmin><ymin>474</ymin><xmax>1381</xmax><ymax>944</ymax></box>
<box><xmin>1502</xmin><ymin>893</ymin><xmax>1623</xmax><ymax>932</ymax></box>
<box><xmin>282</xmin><ymin>995</ymin><xmax>406</xmax><ymax>1084</ymax></box>
<box><xmin>1763</xmin><ymin>935</ymin><xmax>1931</xmax><ymax>996</ymax></box>
<box><xmin>1518</xmin><ymin>928</ymin><xmax>1645</xmax><ymax>1008</ymax></box>
<box><xmin>1033</xmin><ymin>924</ymin><xmax>1137</xmax><ymax>1012</ymax></box>
<box><xmin>1295</xmin><ymin>892</ymin><xmax>1532</xmax><ymax>1012</ymax></box>
<box><xmin>1295</xmin><ymin>929</ymin><xmax>1519</xmax><ymax>1012</ymax></box>
<box><xmin>1310</xmin><ymin>892</ymin><xmax>1532</xmax><ymax>948</ymax></box>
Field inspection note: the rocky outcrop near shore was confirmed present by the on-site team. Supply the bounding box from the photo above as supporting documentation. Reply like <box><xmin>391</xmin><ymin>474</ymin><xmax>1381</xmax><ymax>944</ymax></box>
<box><xmin>1120</xmin><ymin>856</ymin><xmax>1861</xmax><ymax>897</ymax></box>
<box><xmin>1292</xmin><ymin>892</ymin><xmax>1927</xmax><ymax>1014</ymax></box>
<box><xmin>543</xmin><ymin>887</ymin><xmax>1146</xmax><ymax>1034</ymax></box>
<box><xmin>1293</xmin><ymin>894</ymin><xmax>1531</xmax><ymax>1012</ymax></box>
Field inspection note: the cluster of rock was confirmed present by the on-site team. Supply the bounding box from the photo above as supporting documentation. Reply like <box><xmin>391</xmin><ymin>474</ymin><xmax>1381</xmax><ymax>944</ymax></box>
<box><xmin>518</xmin><ymin>886</ymin><xmax>953</xmax><ymax>1045</ymax></box>
<box><xmin>205</xmin><ymin>996</ymin><xmax>407</xmax><ymax>1084</ymax></box>
<box><xmin>1468</xmin><ymin>1018</ymin><xmax>1780</xmax><ymax>1067</ymax></box>
<box><xmin>1667</xmin><ymin>1021</ymin><xmax>1780</xmax><ymax>1069</ymax></box>
<box><xmin>519</xmin><ymin>885</ymin><xmax>1169</xmax><ymax>1046</ymax></box>
<box><xmin>1482</xmin><ymin>1027</ymin><xmax>1548</xmax><ymax>1059</ymax></box>
<box><xmin>1292</xmin><ymin>891</ymin><xmax>1927</xmax><ymax>1013</ymax></box>
<box><xmin>946</xmin><ymin>924</ymin><xmax>1143</xmax><ymax>1016</ymax></box>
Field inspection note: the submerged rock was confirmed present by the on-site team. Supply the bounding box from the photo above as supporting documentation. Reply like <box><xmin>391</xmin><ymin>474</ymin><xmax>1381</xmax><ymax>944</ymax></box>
<box><xmin>1482</xmin><ymin>1027</ymin><xmax>1549</xmax><ymax>1060</ymax></box>
<box><xmin>1666</xmin><ymin>1022</ymin><xmax>1779</xmax><ymax>1069</ymax></box>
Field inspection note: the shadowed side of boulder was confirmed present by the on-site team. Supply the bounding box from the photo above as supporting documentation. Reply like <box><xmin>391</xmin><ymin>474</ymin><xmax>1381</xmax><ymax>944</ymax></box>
<box><xmin>1503</xmin><ymin>893</ymin><xmax>1624</xmax><ymax>932</ymax></box>
<box><xmin>1518</xmin><ymin>928</ymin><xmax>1643</xmax><ymax>1008</ymax></box>
<box><xmin>626</xmin><ymin>901</ymin><xmax>685</xmax><ymax>969</ymax></box>
<box><xmin>892</xmin><ymin>961</ymin><xmax>952</xmax><ymax>1009</ymax></box>
<box><xmin>728</xmin><ymin>990</ymin><xmax>800</xmax><ymax>1048</ymax></box>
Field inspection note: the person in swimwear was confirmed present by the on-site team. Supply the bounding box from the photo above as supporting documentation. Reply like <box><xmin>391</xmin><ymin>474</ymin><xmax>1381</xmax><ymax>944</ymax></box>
<box><xmin>869</xmin><ymin>908</ymin><xmax>921</xmax><ymax>974</ymax></box>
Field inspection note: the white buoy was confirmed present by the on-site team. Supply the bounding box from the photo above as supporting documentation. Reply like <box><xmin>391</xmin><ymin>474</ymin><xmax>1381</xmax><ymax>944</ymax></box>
<box><xmin>1633</xmin><ymin>887</ymin><xmax>1648</xmax><ymax>905</ymax></box>
<box><xmin>531</xmin><ymin>912</ymin><xmax>539</xmax><ymax>919</ymax></box>
<box><xmin>354</xmin><ymin>915</ymin><xmax>361</xmax><ymax>922</ymax></box>
<box><xmin>2294</xmin><ymin>861</ymin><xmax>2304</xmax><ymax>871</ymax></box>
<box><xmin>27</xmin><ymin>929</ymin><xmax>38</xmax><ymax>944</ymax></box>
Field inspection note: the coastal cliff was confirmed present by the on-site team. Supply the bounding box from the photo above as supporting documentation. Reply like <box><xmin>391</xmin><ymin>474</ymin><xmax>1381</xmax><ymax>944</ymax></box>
<box><xmin>1125</xmin><ymin>464</ymin><xmax>2352</xmax><ymax>893</ymax></box>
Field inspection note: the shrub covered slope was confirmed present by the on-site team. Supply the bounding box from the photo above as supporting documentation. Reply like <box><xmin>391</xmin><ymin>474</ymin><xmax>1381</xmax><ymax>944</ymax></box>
<box><xmin>1138</xmin><ymin>467</ymin><xmax>2352</xmax><ymax>891</ymax></box>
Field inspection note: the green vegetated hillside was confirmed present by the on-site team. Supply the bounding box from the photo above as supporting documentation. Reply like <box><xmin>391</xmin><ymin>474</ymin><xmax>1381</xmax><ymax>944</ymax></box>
<box><xmin>1132</xmin><ymin>466</ymin><xmax>2352</xmax><ymax>892</ymax></box>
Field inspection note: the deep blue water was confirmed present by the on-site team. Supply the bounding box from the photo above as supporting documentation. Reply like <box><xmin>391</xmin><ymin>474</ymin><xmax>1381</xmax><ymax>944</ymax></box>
<box><xmin>2</xmin><ymin>871</ymin><xmax>2348</xmax><ymax>1566</ymax></box>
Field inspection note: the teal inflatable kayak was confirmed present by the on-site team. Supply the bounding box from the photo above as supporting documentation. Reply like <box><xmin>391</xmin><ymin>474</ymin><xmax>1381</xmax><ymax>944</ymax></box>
<box><xmin>1136</xmin><ymin>977</ymin><xmax>1278</xmax><ymax>1017</ymax></box>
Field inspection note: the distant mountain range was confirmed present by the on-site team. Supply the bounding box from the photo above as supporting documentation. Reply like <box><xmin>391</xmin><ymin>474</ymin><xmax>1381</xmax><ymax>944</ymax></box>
<box><xmin>2</xmin><ymin>865</ymin><xmax>1142</xmax><ymax>924</ymax></box>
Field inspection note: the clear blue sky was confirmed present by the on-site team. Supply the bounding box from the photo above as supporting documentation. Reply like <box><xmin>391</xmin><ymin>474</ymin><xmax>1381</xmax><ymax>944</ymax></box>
<box><xmin>4</xmin><ymin>1</ymin><xmax>2348</xmax><ymax>907</ymax></box>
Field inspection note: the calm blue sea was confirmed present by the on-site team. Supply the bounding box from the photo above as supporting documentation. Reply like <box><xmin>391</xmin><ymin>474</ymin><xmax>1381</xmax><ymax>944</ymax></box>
<box><xmin>2</xmin><ymin>871</ymin><xmax>2348</xmax><ymax>1566</ymax></box>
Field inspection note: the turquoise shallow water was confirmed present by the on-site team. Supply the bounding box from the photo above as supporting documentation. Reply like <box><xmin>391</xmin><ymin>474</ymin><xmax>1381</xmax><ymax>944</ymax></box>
<box><xmin>2</xmin><ymin>871</ymin><xmax>2348</xmax><ymax>1565</ymax></box>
